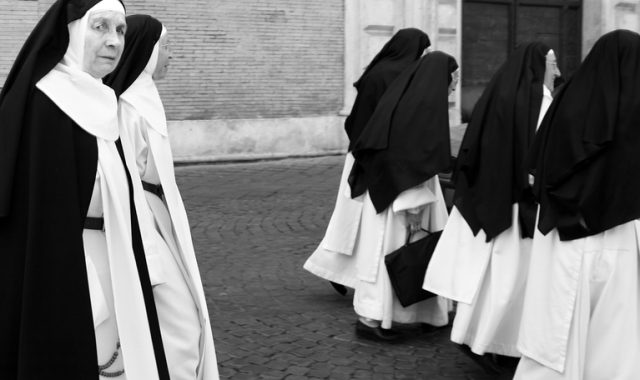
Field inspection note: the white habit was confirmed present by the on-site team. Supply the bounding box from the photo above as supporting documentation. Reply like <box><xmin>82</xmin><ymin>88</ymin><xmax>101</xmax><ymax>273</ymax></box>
<box><xmin>117</xmin><ymin>42</ymin><xmax>219</xmax><ymax>380</ymax></box>
<box><xmin>422</xmin><ymin>85</ymin><xmax>553</xmax><ymax>356</ymax></box>
<box><xmin>353</xmin><ymin>177</ymin><xmax>450</xmax><ymax>329</ymax></box>
<box><xmin>304</xmin><ymin>153</ymin><xmax>363</xmax><ymax>287</ymax></box>
<box><xmin>513</xmin><ymin>220</ymin><xmax>640</xmax><ymax>379</ymax></box>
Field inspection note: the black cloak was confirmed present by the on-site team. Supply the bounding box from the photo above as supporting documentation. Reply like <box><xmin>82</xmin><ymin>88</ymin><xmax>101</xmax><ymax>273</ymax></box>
<box><xmin>0</xmin><ymin>1</ymin><xmax>169</xmax><ymax>378</ymax></box>
<box><xmin>350</xmin><ymin>51</ymin><xmax>458</xmax><ymax>213</ymax></box>
<box><xmin>103</xmin><ymin>14</ymin><xmax>163</xmax><ymax>96</ymax></box>
<box><xmin>530</xmin><ymin>30</ymin><xmax>640</xmax><ymax>241</ymax></box>
<box><xmin>454</xmin><ymin>42</ymin><xmax>550</xmax><ymax>241</ymax></box>
<box><xmin>345</xmin><ymin>28</ymin><xmax>430</xmax><ymax>151</ymax></box>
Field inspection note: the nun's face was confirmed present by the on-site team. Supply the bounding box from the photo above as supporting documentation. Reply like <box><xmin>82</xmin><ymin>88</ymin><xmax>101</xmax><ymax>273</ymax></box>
<box><xmin>544</xmin><ymin>51</ymin><xmax>561</xmax><ymax>91</ymax></box>
<box><xmin>448</xmin><ymin>69</ymin><xmax>460</xmax><ymax>95</ymax></box>
<box><xmin>153</xmin><ymin>32</ymin><xmax>171</xmax><ymax>80</ymax></box>
<box><xmin>84</xmin><ymin>11</ymin><xmax>126</xmax><ymax>78</ymax></box>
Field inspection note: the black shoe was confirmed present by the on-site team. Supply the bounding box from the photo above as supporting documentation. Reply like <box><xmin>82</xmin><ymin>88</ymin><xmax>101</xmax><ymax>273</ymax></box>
<box><xmin>420</xmin><ymin>323</ymin><xmax>443</xmax><ymax>335</ymax></box>
<box><xmin>455</xmin><ymin>344</ymin><xmax>505</xmax><ymax>375</ymax></box>
<box><xmin>491</xmin><ymin>354</ymin><xmax>520</xmax><ymax>373</ymax></box>
<box><xmin>355</xmin><ymin>320</ymin><xmax>403</xmax><ymax>342</ymax></box>
<box><xmin>329</xmin><ymin>281</ymin><xmax>347</xmax><ymax>296</ymax></box>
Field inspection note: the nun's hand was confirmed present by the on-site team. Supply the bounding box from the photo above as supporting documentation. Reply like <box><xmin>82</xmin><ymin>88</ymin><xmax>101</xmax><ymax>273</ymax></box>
<box><xmin>405</xmin><ymin>208</ymin><xmax>424</xmax><ymax>234</ymax></box>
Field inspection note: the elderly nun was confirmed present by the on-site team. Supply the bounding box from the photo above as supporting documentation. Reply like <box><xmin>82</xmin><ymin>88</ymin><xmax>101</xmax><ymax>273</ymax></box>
<box><xmin>0</xmin><ymin>0</ymin><xmax>170</xmax><ymax>379</ymax></box>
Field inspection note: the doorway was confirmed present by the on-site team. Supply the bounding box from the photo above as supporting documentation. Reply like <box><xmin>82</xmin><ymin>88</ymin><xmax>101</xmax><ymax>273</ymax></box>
<box><xmin>461</xmin><ymin>0</ymin><xmax>582</xmax><ymax>120</ymax></box>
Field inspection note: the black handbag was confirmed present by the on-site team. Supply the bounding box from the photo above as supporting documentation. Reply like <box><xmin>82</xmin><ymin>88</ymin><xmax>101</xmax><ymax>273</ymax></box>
<box><xmin>385</xmin><ymin>228</ymin><xmax>442</xmax><ymax>307</ymax></box>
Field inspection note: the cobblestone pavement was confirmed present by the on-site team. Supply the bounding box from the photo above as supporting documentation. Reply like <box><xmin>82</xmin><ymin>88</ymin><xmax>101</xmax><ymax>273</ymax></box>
<box><xmin>176</xmin><ymin>155</ymin><xmax>516</xmax><ymax>380</ymax></box>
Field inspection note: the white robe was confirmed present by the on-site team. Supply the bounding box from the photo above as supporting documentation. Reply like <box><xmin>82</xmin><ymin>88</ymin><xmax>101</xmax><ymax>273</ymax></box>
<box><xmin>303</xmin><ymin>153</ymin><xmax>363</xmax><ymax>287</ymax></box>
<box><xmin>515</xmin><ymin>220</ymin><xmax>640</xmax><ymax>380</ymax></box>
<box><xmin>83</xmin><ymin>172</ymin><xmax>126</xmax><ymax>378</ymax></box>
<box><xmin>423</xmin><ymin>206</ymin><xmax>531</xmax><ymax>356</ymax></box>
<box><xmin>422</xmin><ymin>85</ymin><xmax>553</xmax><ymax>356</ymax></box>
<box><xmin>514</xmin><ymin>220</ymin><xmax>640</xmax><ymax>379</ymax></box>
<box><xmin>352</xmin><ymin>177</ymin><xmax>450</xmax><ymax>329</ymax></box>
<box><xmin>119</xmin><ymin>99</ymin><xmax>219</xmax><ymax>380</ymax></box>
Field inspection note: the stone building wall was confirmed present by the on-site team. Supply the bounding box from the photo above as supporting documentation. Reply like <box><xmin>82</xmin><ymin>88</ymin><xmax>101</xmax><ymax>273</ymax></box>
<box><xmin>3</xmin><ymin>1</ymin><xmax>640</xmax><ymax>161</ymax></box>
<box><xmin>0</xmin><ymin>0</ymin><xmax>346</xmax><ymax>162</ymax></box>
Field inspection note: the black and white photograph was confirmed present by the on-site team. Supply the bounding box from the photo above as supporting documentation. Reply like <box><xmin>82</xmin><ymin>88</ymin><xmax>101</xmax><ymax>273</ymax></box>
<box><xmin>1</xmin><ymin>0</ymin><xmax>639</xmax><ymax>379</ymax></box>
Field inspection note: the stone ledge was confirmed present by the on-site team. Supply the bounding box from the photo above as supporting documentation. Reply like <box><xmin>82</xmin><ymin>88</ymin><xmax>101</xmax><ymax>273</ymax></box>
<box><xmin>168</xmin><ymin>116</ymin><xmax>348</xmax><ymax>163</ymax></box>
<box><xmin>167</xmin><ymin>117</ymin><xmax>467</xmax><ymax>164</ymax></box>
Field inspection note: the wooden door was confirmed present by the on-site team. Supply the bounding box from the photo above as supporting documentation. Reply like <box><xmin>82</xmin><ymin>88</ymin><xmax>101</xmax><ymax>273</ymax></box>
<box><xmin>461</xmin><ymin>0</ymin><xmax>582</xmax><ymax>120</ymax></box>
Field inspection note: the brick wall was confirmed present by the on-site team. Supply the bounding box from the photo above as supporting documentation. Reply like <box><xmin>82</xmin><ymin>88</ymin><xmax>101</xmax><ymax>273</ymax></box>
<box><xmin>0</xmin><ymin>0</ymin><xmax>41</xmax><ymax>93</ymax></box>
<box><xmin>0</xmin><ymin>0</ymin><xmax>345</xmax><ymax>120</ymax></box>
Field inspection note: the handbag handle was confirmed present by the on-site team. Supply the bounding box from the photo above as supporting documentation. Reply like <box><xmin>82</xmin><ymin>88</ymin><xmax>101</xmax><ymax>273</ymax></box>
<box><xmin>405</xmin><ymin>227</ymin><xmax>430</xmax><ymax>245</ymax></box>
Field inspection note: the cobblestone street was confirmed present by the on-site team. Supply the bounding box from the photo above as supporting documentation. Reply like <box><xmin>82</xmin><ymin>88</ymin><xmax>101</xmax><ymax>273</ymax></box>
<box><xmin>176</xmin><ymin>155</ymin><xmax>515</xmax><ymax>380</ymax></box>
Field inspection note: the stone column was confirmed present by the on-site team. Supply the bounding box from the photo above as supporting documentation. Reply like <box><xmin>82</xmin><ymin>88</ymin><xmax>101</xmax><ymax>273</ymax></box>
<box><xmin>342</xmin><ymin>0</ymin><xmax>400</xmax><ymax>115</ymax></box>
<box><xmin>582</xmin><ymin>0</ymin><xmax>604</xmax><ymax>58</ymax></box>
<box><xmin>613</xmin><ymin>1</ymin><xmax>639</xmax><ymax>30</ymax></box>
<box><xmin>342</xmin><ymin>0</ymin><xmax>360</xmax><ymax>115</ymax></box>
<box><xmin>432</xmin><ymin>0</ymin><xmax>462</xmax><ymax>125</ymax></box>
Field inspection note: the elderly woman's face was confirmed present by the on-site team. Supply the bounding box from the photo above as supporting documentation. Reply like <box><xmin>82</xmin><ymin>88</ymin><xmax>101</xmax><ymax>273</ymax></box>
<box><xmin>84</xmin><ymin>11</ymin><xmax>126</xmax><ymax>78</ymax></box>
<box><xmin>153</xmin><ymin>32</ymin><xmax>171</xmax><ymax>80</ymax></box>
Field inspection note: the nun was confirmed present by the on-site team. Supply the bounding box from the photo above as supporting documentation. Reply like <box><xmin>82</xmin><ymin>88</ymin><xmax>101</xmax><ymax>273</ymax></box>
<box><xmin>515</xmin><ymin>30</ymin><xmax>640</xmax><ymax>379</ymax></box>
<box><xmin>346</xmin><ymin>51</ymin><xmax>459</xmax><ymax>340</ymax></box>
<box><xmin>304</xmin><ymin>28</ymin><xmax>431</xmax><ymax>295</ymax></box>
<box><xmin>0</xmin><ymin>0</ymin><xmax>170</xmax><ymax>379</ymax></box>
<box><xmin>103</xmin><ymin>15</ymin><xmax>219</xmax><ymax>380</ymax></box>
<box><xmin>422</xmin><ymin>43</ymin><xmax>560</xmax><ymax>361</ymax></box>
